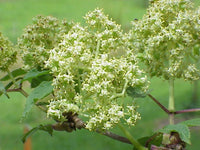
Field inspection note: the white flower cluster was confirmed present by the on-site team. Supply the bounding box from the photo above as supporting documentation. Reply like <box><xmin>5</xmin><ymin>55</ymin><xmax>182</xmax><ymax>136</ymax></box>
<box><xmin>0</xmin><ymin>32</ymin><xmax>17</xmax><ymax>71</ymax></box>
<box><xmin>18</xmin><ymin>15</ymin><xmax>73</xmax><ymax>70</ymax></box>
<box><xmin>46</xmin><ymin>8</ymin><xmax>149</xmax><ymax>131</ymax></box>
<box><xmin>129</xmin><ymin>0</ymin><xmax>200</xmax><ymax>80</ymax></box>
<box><xmin>48</xmin><ymin>99</ymin><xmax>79</xmax><ymax>121</ymax></box>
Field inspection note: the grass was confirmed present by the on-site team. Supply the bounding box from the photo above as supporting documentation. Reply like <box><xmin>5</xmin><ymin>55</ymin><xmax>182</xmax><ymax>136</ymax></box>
<box><xmin>0</xmin><ymin>0</ymin><xmax>146</xmax><ymax>43</ymax></box>
<box><xmin>0</xmin><ymin>0</ymin><xmax>200</xmax><ymax>149</ymax></box>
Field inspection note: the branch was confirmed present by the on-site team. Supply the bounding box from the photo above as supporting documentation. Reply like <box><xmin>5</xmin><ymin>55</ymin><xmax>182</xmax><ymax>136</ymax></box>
<box><xmin>148</xmin><ymin>94</ymin><xmax>170</xmax><ymax>114</ymax></box>
<box><xmin>96</xmin><ymin>129</ymin><xmax>132</xmax><ymax>145</ymax></box>
<box><xmin>175</xmin><ymin>108</ymin><xmax>200</xmax><ymax>114</ymax></box>
<box><xmin>7</xmin><ymin>88</ymin><xmax>29</xmax><ymax>97</ymax></box>
<box><xmin>148</xmin><ymin>94</ymin><xmax>200</xmax><ymax>115</ymax></box>
<box><xmin>52</xmin><ymin>114</ymin><xmax>132</xmax><ymax>145</ymax></box>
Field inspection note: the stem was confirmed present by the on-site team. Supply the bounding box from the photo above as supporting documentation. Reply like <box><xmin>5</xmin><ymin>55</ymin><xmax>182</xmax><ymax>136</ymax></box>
<box><xmin>148</xmin><ymin>94</ymin><xmax>170</xmax><ymax>114</ymax></box>
<box><xmin>169</xmin><ymin>79</ymin><xmax>175</xmax><ymax>124</ymax></box>
<box><xmin>175</xmin><ymin>108</ymin><xmax>200</xmax><ymax>114</ymax></box>
<box><xmin>118</xmin><ymin>124</ymin><xmax>147</xmax><ymax>150</ymax></box>
<box><xmin>20</xmin><ymin>89</ymin><xmax>29</xmax><ymax>97</ymax></box>
<box><xmin>7</xmin><ymin>69</ymin><xmax>18</xmax><ymax>88</ymax></box>
<box><xmin>7</xmin><ymin>88</ymin><xmax>28</xmax><ymax>97</ymax></box>
<box><xmin>77</xmin><ymin>71</ymin><xmax>82</xmax><ymax>94</ymax></box>
<box><xmin>109</xmin><ymin>79</ymin><xmax>128</xmax><ymax>100</ymax></box>
<box><xmin>148</xmin><ymin>94</ymin><xmax>200</xmax><ymax>115</ymax></box>
<box><xmin>95</xmin><ymin>40</ymin><xmax>101</xmax><ymax>58</ymax></box>
<box><xmin>96</xmin><ymin>129</ymin><xmax>132</xmax><ymax>145</ymax></box>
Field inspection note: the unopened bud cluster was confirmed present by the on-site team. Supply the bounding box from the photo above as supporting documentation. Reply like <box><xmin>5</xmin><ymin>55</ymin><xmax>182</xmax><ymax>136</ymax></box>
<box><xmin>18</xmin><ymin>15</ymin><xmax>73</xmax><ymax>70</ymax></box>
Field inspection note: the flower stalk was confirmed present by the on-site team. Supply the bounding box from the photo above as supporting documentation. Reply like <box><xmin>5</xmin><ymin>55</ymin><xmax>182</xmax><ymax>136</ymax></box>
<box><xmin>118</xmin><ymin>124</ymin><xmax>147</xmax><ymax>150</ymax></box>
<box><xmin>169</xmin><ymin>79</ymin><xmax>175</xmax><ymax>124</ymax></box>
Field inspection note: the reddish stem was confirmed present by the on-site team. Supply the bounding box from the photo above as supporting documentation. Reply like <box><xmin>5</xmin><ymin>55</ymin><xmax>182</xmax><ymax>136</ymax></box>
<box><xmin>148</xmin><ymin>94</ymin><xmax>200</xmax><ymax>116</ymax></box>
<box><xmin>148</xmin><ymin>94</ymin><xmax>170</xmax><ymax>114</ymax></box>
<box><xmin>96</xmin><ymin>129</ymin><xmax>132</xmax><ymax>145</ymax></box>
<box><xmin>175</xmin><ymin>108</ymin><xmax>200</xmax><ymax>114</ymax></box>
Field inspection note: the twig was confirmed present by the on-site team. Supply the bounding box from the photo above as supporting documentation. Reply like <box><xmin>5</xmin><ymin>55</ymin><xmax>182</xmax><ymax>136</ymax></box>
<box><xmin>148</xmin><ymin>94</ymin><xmax>200</xmax><ymax>115</ymax></box>
<box><xmin>118</xmin><ymin>124</ymin><xmax>147</xmax><ymax>149</ymax></box>
<box><xmin>96</xmin><ymin>129</ymin><xmax>132</xmax><ymax>145</ymax></box>
<box><xmin>52</xmin><ymin>119</ymin><xmax>132</xmax><ymax>145</ymax></box>
<box><xmin>20</xmin><ymin>89</ymin><xmax>29</xmax><ymax>97</ymax></box>
<box><xmin>7</xmin><ymin>88</ymin><xmax>29</xmax><ymax>97</ymax></box>
<box><xmin>148</xmin><ymin>94</ymin><xmax>170</xmax><ymax>114</ymax></box>
<box><xmin>175</xmin><ymin>108</ymin><xmax>200</xmax><ymax>114</ymax></box>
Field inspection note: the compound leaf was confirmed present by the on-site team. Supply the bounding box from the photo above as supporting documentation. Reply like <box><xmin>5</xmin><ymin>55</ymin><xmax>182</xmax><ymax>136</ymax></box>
<box><xmin>22</xmin><ymin>81</ymin><xmax>53</xmax><ymax>118</ymax></box>
<box><xmin>159</xmin><ymin>124</ymin><xmax>191</xmax><ymax>144</ymax></box>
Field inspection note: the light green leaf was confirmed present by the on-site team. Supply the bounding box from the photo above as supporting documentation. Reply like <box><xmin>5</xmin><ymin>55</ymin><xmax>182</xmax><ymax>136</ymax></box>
<box><xmin>159</xmin><ymin>124</ymin><xmax>191</xmax><ymax>144</ymax></box>
<box><xmin>0</xmin><ymin>68</ymin><xmax>26</xmax><ymax>81</ymax></box>
<box><xmin>23</xmin><ymin>69</ymin><xmax>50</xmax><ymax>81</ymax></box>
<box><xmin>181</xmin><ymin>118</ymin><xmax>200</xmax><ymax>127</ymax></box>
<box><xmin>22</xmin><ymin>81</ymin><xmax>53</xmax><ymax>118</ymax></box>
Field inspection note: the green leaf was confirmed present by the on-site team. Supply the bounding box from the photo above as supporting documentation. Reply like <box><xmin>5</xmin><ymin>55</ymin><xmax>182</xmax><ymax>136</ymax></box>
<box><xmin>159</xmin><ymin>124</ymin><xmax>191</xmax><ymax>144</ymax></box>
<box><xmin>4</xmin><ymin>77</ymin><xmax>23</xmax><ymax>90</ymax></box>
<box><xmin>30</xmin><ymin>74</ymin><xmax>53</xmax><ymax>88</ymax></box>
<box><xmin>23</xmin><ymin>69</ymin><xmax>50</xmax><ymax>82</ymax></box>
<box><xmin>181</xmin><ymin>118</ymin><xmax>200</xmax><ymax>127</ymax></box>
<box><xmin>22</xmin><ymin>124</ymin><xmax>53</xmax><ymax>143</ymax></box>
<box><xmin>193</xmin><ymin>44</ymin><xmax>200</xmax><ymax>56</ymax></box>
<box><xmin>133</xmin><ymin>133</ymin><xmax>163</xmax><ymax>150</ymax></box>
<box><xmin>0</xmin><ymin>81</ymin><xmax>9</xmax><ymax>98</ymax></box>
<box><xmin>22</xmin><ymin>127</ymin><xmax>39</xmax><ymax>143</ymax></box>
<box><xmin>22</xmin><ymin>81</ymin><xmax>53</xmax><ymax>118</ymax></box>
<box><xmin>0</xmin><ymin>68</ymin><xmax>26</xmax><ymax>81</ymax></box>
<box><xmin>38</xmin><ymin>124</ymin><xmax>53</xmax><ymax>136</ymax></box>
<box><xmin>126</xmin><ymin>86</ymin><xmax>147</xmax><ymax>98</ymax></box>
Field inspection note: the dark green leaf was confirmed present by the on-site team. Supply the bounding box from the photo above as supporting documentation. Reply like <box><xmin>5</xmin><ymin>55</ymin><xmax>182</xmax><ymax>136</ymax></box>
<box><xmin>133</xmin><ymin>133</ymin><xmax>163</xmax><ymax>150</ymax></box>
<box><xmin>4</xmin><ymin>77</ymin><xmax>23</xmax><ymax>90</ymax></box>
<box><xmin>159</xmin><ymin>124</ymin><xmax>191</xmax><ymax>144</ymax></box>
<box><xmin>22</xmin><ymin>81</ymin><xmax>53</xmax><ymax>118</ymax></box>
<box><xmin>126</xmin><ymin>86</ymin><xmax>147</xmax><ymax>98</ymax></box>
<box><xmin>193</xmin><ymin>45</ymin><xmax>200</xmax><ymax>56</ymax></box>
<box><xmin>0</xmin><ymin>81</ymin><xmax>9</xmax><ymax>98</ymax></box>
<box><xmin>181</xmin><ymin>118</ymin><xmax>200</xmax><ymax>127</ymax></box>
<box><xmin>23</xmin><ymin>69</ymin><xmax>50</xmax><ymax>82</ymax></box>
<box><xmin>30</xmin><ymin>74</ymin><xmax>53</xmax><ymax>88</ymax></box>
<box><xmin>0</xmin><ymin>68</ymin><xmax>26</xmax><ymax>81</ymax></box>
<box><xmin>22</xmin><ymin>124</ymin><xmax>53</xmax><ymax>143</ymax></box>
<box><xmin>38</xmin><ymin>124</ymin><xmax>53</xmax><ymax>136</ymax></box>
<box><xmin>35</xmin><ymin>101</ymin><xmax>49</xmax><ymax>106</ymax></box>
<box><xmin>22</xmin><ymin>127</ymin><xmax>39</xmax><ymax>143</ymax></box>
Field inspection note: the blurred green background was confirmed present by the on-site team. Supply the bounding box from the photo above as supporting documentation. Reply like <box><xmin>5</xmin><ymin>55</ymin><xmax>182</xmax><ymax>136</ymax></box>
<box><xmin>0</xmin><ymin>0</ymin><xmax>200</xmax><ymax>150</ymax></box>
